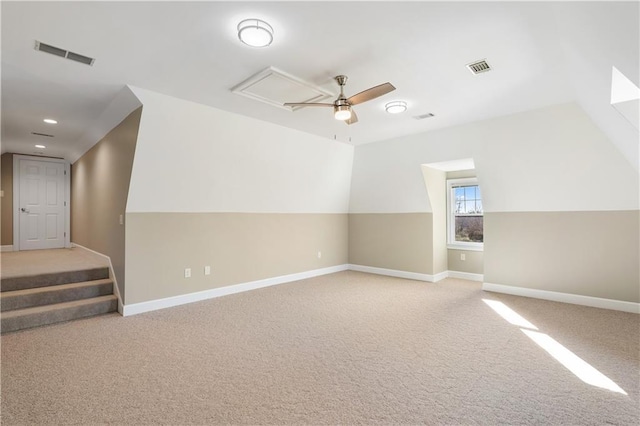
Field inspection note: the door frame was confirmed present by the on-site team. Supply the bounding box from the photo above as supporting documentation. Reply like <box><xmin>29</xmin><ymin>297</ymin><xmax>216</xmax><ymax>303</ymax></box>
<box><xmin>12</xmin><ymin>154</ymin><xmax>71</xmax><ymax>251</ymax></box>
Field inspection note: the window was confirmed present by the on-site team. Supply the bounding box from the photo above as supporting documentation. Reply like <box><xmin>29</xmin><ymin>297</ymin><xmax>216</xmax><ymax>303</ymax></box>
<box><xmin>447</xmin><ymin>177</ymin><xmax>483</xmax><ymax>250</ymax></box>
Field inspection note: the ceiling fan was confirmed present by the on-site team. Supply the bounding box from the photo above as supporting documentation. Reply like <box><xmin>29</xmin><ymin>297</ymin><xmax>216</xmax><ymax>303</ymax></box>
<box><xmin>284</xmin><ymin>75</ymin><xmax>395</xmax><ymax>125</ymax></box>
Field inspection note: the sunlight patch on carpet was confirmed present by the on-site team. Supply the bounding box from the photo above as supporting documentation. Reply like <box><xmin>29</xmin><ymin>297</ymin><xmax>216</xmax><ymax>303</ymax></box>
<box><xmin>482</xmin><ymin>299</ymin><xmax>538</xmax><ymax>330</ymax></box>
<box><xmin>522</xmin><ymin>329</ymin><xmax>627</xmax><ymax>395</ymax></box>
<box><xmin>483</xmin><ymin>298</ymin><xmax>627</xmax><ymax>395</ymax></box>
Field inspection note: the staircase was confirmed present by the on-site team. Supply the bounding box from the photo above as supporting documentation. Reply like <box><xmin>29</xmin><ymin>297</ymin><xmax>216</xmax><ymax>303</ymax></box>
<box><xmin>1</xmin><ymin>266</ymin><xmax>118</xmax><ymax>333</ymax></box>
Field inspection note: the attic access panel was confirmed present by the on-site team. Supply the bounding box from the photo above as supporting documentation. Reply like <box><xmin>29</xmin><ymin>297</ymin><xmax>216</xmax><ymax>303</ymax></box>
<box><xmin>232</xmin><ymin>67</ymin><xmax>334</xmax><ymax>111</ymax></box>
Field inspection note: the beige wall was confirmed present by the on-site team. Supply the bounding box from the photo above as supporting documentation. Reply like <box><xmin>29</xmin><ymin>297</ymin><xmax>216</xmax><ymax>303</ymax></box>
<box><xmin>447</xmin><ymin>249</ymin><xmax>484</xmax><ymax>274</ymax></box>
<box><xmin>349</xmin><ymin>213</ymin><xmax>433</xmax><ymax>275</ymax></box>
<box><xmin>71</xmin><ymin>108</ymin><xmax>142</xmax><ymax>297</ymax></box>
<box><xmin>484</xmin><ymin>211</ymin><xmax>640</xmax><ymax>303</ymax></box>
<box><xmin>422</xmin><ymin>167</ymin><xmax>447</xmax><ymax>274</ymax></box>
<box><xmin>1</xmin><ymin>153</ymin><xmax>13</xmax><ymax>246</ymax></box>
<box><xmin>125</xmin><ymin>213</ymin><xmax>348</xmax><ymax>304</ymax></box>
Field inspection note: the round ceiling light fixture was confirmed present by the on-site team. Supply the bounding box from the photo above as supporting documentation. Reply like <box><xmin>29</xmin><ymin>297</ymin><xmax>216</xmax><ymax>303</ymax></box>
<box><xmin>43</xmin><ymin>118</ymin><xmax>57</xmax><ymax>124</ymax></box>
<box><xmin>237</xmin><ymin>18</ymin><xmax>274</xmax><ymax>47</ymax></box>
<box><xmin>385</xmin><ymin>101</ymin><xmax>408</xmax><ymax>114</ymax></box>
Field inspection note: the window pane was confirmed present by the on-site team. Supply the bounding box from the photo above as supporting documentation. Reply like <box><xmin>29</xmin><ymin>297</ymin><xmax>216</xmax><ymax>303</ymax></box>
<box><xmin>475</xmin><ymin>200</ymin><xmax>483</xmax><ymax>213</ymax></box>
<box><xmin>455</xmin><ymin>187</ymin><xmax>465</xmax><ymax>200</ymax></box>
<box><xmin>465</xmin><ymin>186</ymin><xmax>477</xmax><ymax>201</ymax></box>
<box><xmin>455</xmin><ymin>216</ymin><xmax>483</xmax><ymax>242</ymax></box>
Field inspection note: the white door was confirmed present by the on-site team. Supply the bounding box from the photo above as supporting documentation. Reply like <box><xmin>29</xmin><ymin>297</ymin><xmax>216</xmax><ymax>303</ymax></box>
<box><xmin>18</xmin><ymin>159</ymin><xmax>66</xmax><ymax>250</ymax></box>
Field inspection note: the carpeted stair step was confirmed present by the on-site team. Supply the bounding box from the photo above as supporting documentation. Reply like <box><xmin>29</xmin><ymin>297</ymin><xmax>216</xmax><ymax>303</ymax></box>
<box><xmin>0</xmin><ymin>279</ymin><xmax>113</xmax><ymax>312</ymax></box>
<box><xmin>1</xmin><ymin>295</ymin><xmax>118</xmax><ymax>334</ymax></box>
<box><xmin>0</xmin><ymin>267</ymin><xmax>109</xmax><ymax>292</ymax></box>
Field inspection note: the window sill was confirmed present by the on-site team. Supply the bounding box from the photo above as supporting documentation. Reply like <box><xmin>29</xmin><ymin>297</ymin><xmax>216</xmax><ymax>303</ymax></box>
<box><xmin>447</xmin><ymin>244</ymin><xmax>484</xmax><ymax>252</ymax></box>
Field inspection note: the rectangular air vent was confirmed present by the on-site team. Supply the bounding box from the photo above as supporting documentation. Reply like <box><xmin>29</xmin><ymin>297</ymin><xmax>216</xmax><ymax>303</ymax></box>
<box><xmin>414</xmin><ymin>113</ymin><xmax>435</xmax><ymax>120</ymax></box>
<box><xmin>35</xmin><ymin>41</ymin><xmax>95</xmax><ymax>66</ymax></box>
<box><xmin>31</xmin><ymin>132</ymin><xmax>54</xmax><ymax>138</ymax></box>
<box><xmin>467</xmin><ymin>59</ymin><xmax>491</xmax><ymax>75</ymax></box>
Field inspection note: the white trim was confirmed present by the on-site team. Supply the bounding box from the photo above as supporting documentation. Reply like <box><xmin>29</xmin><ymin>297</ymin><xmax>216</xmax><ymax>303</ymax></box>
<box><xmin>482</xmin><ymin>282</ymin><xmax>640</xmax><ymax>314</ymax></box>
<box><xmin>1</xmin><ymin>245</ymin><xmax>13</xmax><ymax>252</ymax></box>
<box><xmin>347</xmin><ymin>265</ymin><xmax>483</xmax><ymax>283</ymax></box>
<box><xmin>447</xmin><ymin>244</ymin><xmax>484</xmax><ymax>252</ymax></box>
<box><xmin>432</xmin><ymin>271</ymin><xmax>449</xmax><ymax>282</ymax></box>
<box><xmin>72</xmin><ymin>243</ymin><xmax>123</xmax><ymax>315</ymax></box>
<box><xmin>123</xmin><ymin>264</ymin><xmax>349</xmax><ymax>316</ymax></box>
<box><xmin>448</xmin><ymin>271</ymin><xmax>484</xmax><ymax>282</ymax></box>
<box><xmin>12</xmin><ymin>154</ymin><xmax>71</xmax><ymax>251</ymax></box>
<box><xmin>348</xmin><ymin>264</ymin><xmax>441</xmax><ymax>282</ymax></box>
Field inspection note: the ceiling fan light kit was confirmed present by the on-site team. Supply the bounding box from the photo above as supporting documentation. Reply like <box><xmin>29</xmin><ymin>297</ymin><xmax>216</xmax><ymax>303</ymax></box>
<box><xmin>237</xmin><ymin>19</ymin><xmax>273</xmax><ymax>47</ymax></box>
<box><xmin>334</xmin><ymin>105</ymin><xmax>351</xmax><ymax>120</ymax></box>
<box><xmin>385</xmin><ymin>101</ymin><xmax>407</xmax><ymax>114</ymax></box>
<box><xmin>284</xmin><ymin>75</ymin><xmax>395</xmax><ymax>126</ymax></box>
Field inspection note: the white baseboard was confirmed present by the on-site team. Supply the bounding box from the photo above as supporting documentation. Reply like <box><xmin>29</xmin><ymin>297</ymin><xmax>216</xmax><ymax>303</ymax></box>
<box><xmin>432</xmin><ymin>271</ymin><xmax>449</xmax><ymax>282</ymax></box>
<box><xmin>1</xmin><ymin>245</ymin><xmax>13</xmax><ymax>252</ymax></box>
<box><xmin>72</xmin><ymin>243</ymin><xmax>123</xmax><ymax>315</ymax></box>
<box><xmin>482</xmin><ymin>282</ymin><xmax>640</xmax><ymax>314</ymax></box>
<box><xmin>123</xmin><ymin>264</ymin><xmax>349</xmax><ymax>317</ymax></box>
<box><xmin>348</xmin><ymin>264</ymin><xmax>445</xmax><ymax>282</ymax></box>
<box><xmin>348</xmin><ymin>265</ymin><xmax>484</xmax><ymax>283</ymax></box>
<box><xmin>448</xmin><ymin>270</ymin><xmax>484</xmax><ymax>282</ymax></box>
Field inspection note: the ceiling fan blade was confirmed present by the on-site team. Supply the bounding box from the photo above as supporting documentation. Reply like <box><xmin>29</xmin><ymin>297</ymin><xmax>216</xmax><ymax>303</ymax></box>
<box><xmin>344</xmin><ymin>109</ymin><xmax>358</xmax><ymax>125</ymax></box>
<box><xmin>347</xmin><ymin>82</ymin><xmax>396</xmax><ymax>105</ymax></box>
<box><xmin>283</xmin><ymin>102</ymin><xmax>334</xmax><ymax>108</ymax></box>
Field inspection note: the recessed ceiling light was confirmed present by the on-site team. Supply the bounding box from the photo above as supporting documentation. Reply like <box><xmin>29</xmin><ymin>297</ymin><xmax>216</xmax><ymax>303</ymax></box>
<box><xmin>35</xmin><ymin>144</ymin><xmax>46</xmax><ymax>149</ymax></box>
<box><xmin>385</xmin><ymin>101</ymin><xmax>408</xmax><ymax>114</ymax></box>
<box><xmin>237</xmin><ymin>19</ymin><xmax>274</xmax><ymax>47</ymax></box>
<box><xmin>43</xmin><ymin>118</ymin><xmax>57</xmax><ymax>124</ymax></box>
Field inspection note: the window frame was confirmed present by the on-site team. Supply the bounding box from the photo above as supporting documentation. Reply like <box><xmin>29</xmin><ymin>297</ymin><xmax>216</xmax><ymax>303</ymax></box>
<box><xmin>447</xmin><ymin>177</ymin><xmax>484</xmax><ymax>251</ymax></box>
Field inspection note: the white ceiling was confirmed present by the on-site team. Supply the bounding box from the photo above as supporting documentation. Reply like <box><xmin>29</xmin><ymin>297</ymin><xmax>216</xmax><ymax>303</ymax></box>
<box><xmin>0</xmin><ymin>1</ymin><xmax>635</xmax><ymax>162</ymax></box>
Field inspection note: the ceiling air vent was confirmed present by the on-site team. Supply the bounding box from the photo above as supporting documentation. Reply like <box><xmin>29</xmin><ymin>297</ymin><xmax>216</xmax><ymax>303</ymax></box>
<box><xmin>34</xmin><ymin>41</ymin><xmax>95</xmax><ymax>66</ymax></box>
<box><xmin>31</xmin><ymin>132</ymin><xmax>54</xmax><ymax>138</ymax></box>
<box><xmin>467</xmin><ymin>59</ymin><xmax>491</xmax><ymax>75</ymax></box>
<box><xmin>414</xmin><ymin>113</ymin><xmax>435</xmax><ymax>120</ymax></box>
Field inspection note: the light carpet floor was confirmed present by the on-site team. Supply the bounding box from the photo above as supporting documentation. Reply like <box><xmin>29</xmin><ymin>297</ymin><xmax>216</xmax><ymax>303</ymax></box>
<box><xmin>1</xmin><ymin>271</ymin><xmax>638</xmax><ymax>424</ymax></box>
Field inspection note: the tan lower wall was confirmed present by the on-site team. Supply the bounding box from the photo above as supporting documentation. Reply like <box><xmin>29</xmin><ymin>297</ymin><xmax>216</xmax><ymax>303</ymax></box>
<box><xmin>484</xmin><ymin>211</ymin><xmax>640</xmax><ymax>303</ymax></box>
<box><xmin>448</xmin><ymin>249</ymin><xmax>484</xmax><ymax>274</ymax></box>
<box><xmin>124</xmin><ymin>212</ymin><xmax>348</xmax><ymax>304</ymax></box>
<box><xmin>1</xmin><ymin>153</ymin><xmax>13</xmax><ymax>246</ymax></box>
<box><xmin>348</xmin><ymin>213</ymin><xmax>433</xmax><ymax>274</ymax></box>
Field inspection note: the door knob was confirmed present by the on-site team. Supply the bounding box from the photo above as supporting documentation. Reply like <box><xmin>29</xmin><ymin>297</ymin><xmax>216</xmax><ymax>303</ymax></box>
<box><xmin>20</xmin><ymin>207</ymin><xmax>29</xmax><ymax>213</ymax></box>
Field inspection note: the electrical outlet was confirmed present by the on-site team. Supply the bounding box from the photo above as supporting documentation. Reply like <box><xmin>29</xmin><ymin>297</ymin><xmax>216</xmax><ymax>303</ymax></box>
<box><xmin>317</xmin><ymin>251</ymin><xmax>322</xmax><ymax>259</ymax></box>
<box><xmin>204</xmin><ymin>266</ymin><xmax>211</xmax><ymax>275</ymax></box>
<box><xmin>460</xmin><ymin>253</ymin><xmax>466</xmax><ymax>261</ymax></box>
<box><xmin>119</xmin><ymin>214</ymin><xmax>124</xmax><ymax>225</ymax></box>
<box><xmin>184</xmin><ymin>268</ymin><xmax>191</xmax><ymax>278</ymax></box>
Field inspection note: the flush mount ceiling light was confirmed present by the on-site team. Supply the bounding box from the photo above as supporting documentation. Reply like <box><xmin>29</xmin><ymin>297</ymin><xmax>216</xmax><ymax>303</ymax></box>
<box><xmin>43</xmin><ymin>118</ymin><xmax>57</xmax><ymax>124</ymax></box>
<box><xmin>385</xmin><ymin>101</ymin><xmax>408</xmax><ymax>114</ymax></box>
<box><xmin>237</xmin><ymin>19</ymin><xmax>274</xmax><ymax>47</ymax></box>
<box><xmin>35</xmin><ymin>144</ymin><xmax>46</xmax><ymax>149</ymax></box>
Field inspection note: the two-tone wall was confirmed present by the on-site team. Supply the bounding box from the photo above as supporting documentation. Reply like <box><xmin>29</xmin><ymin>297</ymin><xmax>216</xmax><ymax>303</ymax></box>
<box><xmin>348</xmin><ymin>102</ymin><xmax>639</xmax><ymax>303</ymax></box>
<box><xmin>124</xmin><ymin>87</ymin><xmax>353</xmax><ymax>306</ymax></box>
<box><xmin>67</xmin><ymin>88</ymin><xmax>638</xmax><ymax>312</ymax></box>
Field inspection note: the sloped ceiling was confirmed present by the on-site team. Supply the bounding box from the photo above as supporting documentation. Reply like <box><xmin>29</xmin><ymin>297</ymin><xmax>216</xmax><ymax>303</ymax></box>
<box><xmin>552</xmin><ymin>2</ymin><xmax>639</xmax><ymax>171</ymax></box>
<box><xmin>1</xmin><ymin>1</ymin><xmax>638</xmax><ymax>169</ymax></box>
